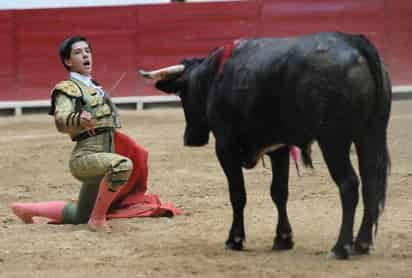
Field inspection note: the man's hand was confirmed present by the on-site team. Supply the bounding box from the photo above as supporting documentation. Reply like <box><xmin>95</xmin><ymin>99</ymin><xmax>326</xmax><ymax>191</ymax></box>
<box><xmin>79</xmin><ymin>111</ymin><xmax>96</xmax><ymax>130</ymax></box>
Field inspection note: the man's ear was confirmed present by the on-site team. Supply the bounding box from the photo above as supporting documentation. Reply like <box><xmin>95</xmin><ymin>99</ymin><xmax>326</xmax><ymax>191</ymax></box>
<box><xmin>64</xmin><ymin>58</ymin><xmax>72</xmax><ymax>68</ymax></box>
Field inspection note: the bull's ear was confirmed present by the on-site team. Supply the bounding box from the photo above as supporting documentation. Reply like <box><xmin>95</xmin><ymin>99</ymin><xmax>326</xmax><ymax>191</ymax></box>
<box><xmin>155</xmin><ymin>79</ymin><xmax>185</xmax><ymax>94</ymax></box>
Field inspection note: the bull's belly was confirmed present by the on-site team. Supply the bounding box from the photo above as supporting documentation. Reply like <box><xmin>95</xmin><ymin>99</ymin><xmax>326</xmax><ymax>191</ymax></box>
<box><xmin>242</xmin><ymin>143</ymin><xmax>286</xmax><ymax>169</ymax></box>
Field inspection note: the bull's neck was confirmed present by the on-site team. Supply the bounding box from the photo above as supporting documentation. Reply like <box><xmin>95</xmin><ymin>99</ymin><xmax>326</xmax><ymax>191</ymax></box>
<box><xmin>216</xmin><ymin>39</ymin><xmax>241</xmax><ymax>74</ymax></box>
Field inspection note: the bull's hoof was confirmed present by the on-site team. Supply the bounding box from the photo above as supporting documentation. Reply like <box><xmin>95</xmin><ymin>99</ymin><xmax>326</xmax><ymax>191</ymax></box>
<box><xmin>327</xmin><ymin>245</ymin><xmax>351</xmax><ymax>260</ymax></box>
<box><xmin>272</xmin><ymin>234</ymin><xmax>294</xmax><ymax>250</ymax></box>
<box><xmin>352</xmin><ymin>241</ymin><xmax>371</xmax><ymax>255</ymax></box>
<box><xmin>225</xmin><ymin>236</ymin><xmax>244</xmax><ymax>251</ymax></box>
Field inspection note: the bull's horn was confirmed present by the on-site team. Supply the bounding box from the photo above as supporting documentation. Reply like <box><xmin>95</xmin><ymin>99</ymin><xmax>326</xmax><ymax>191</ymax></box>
<box><xmin>139</xmin><ymin>64</ymin><xmax>185</xmax><ymax>80</ymax></box>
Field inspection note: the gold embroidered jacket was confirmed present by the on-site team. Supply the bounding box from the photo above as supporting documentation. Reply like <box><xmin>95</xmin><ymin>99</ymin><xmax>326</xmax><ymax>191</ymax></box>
<box><xmin>48</xmin><ymin>78</ymin><xmax>120</xmax><ymax>140</ymax></box>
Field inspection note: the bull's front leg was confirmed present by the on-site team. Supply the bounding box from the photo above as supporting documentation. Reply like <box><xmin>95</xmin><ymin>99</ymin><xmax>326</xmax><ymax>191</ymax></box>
<box><xmin>268</xmin><ymin>147</ymin><xmax>294</xmax><ymax>250</ymax></box>
<box><xmin>215</xmin><ymin>142</ymin><xmax>246</xmax><ymax>251</ymax></box>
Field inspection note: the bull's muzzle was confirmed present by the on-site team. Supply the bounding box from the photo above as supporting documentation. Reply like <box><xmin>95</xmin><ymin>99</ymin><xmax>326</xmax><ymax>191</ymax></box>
<box><xmin>183</xmin><ymin>127</ymin><xmax>209</xmax><ymax>147</ymax></box>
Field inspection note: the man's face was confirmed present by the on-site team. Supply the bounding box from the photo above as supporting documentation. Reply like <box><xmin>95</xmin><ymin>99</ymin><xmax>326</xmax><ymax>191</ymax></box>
<box><xmin>64</xmin><ymin>41</ymin><xmax>92</xmax><ymax>76</ymax></box>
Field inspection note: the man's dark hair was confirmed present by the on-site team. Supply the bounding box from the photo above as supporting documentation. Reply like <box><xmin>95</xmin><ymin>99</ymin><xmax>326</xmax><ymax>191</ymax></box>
<box><xmin>59</xmin><ymin>35</ymin><xmax>92</xmax><ymax>71</ymax></box>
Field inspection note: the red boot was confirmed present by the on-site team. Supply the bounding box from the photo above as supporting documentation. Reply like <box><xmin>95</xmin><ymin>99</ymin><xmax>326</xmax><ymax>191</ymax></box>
<box><xmin>11</xmin><ymin>201</ymin><xmax>66</xmax><ymax>224</ymax></box>
<box><xmin>88</xmin><ymin>176</ymin><xmax>119</xmax><ymax>232</ymax></box>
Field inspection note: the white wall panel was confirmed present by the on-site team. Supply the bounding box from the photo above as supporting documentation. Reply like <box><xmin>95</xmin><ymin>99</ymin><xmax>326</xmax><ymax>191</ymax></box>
<box><xmin>0</xmin><ymin>0</ymin><xmax>169</xmax><ymax>10</ymax></box>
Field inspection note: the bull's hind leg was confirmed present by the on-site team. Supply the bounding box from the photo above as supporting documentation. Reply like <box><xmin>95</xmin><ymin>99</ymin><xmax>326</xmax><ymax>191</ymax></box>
<box><xmin>268</xmin><ymin>147</ymin><xmax>294</xmax><ymax>250</ymax></box>
<box><xmin>353</xmin><ymin>130</ymin><xmax>389</xmax><ymax>255</ymax></box>
<box><xmin>318</xmin><ymin>139</ymin><xmax>360</xmax><ymax>259</ymax></box>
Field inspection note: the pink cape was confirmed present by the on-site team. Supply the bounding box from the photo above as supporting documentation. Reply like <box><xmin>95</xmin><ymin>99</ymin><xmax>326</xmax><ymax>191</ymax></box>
<box><xmin>106</xmin><ymin>130</ymin><xmax>182</xmax><ymax>218</ymax></box>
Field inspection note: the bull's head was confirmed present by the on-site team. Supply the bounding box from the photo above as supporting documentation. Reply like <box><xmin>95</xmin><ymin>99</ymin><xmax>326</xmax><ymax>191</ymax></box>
<box><xmin>139</xmin><ymin>59</ymin><xmax>210</xmax><ymax>146</ymax></box>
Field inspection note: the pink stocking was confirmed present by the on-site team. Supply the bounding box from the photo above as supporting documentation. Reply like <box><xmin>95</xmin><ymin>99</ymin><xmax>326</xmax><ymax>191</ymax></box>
<box><xmin>11</xmin><ymin>201</ymin><xmax>66</xmax><ymax>224</ymax></box>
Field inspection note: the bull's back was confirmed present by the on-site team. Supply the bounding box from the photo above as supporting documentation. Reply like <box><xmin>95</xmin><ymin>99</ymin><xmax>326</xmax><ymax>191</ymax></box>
<box><xmin>288</xmin><ymin>34</ymin><xmax>376</xmax><ymax>133</ymax></box>
<box><xmin>221</xmin><ymin>32</ymin><xmax>380</xmax><ymax>138</ymax></box>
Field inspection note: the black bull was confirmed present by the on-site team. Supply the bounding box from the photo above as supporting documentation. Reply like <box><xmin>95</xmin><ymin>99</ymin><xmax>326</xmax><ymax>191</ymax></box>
<box><xmin>140</xmin><ymin>32</ymin><xmax>391</xmax><ymax>259</ymax></box>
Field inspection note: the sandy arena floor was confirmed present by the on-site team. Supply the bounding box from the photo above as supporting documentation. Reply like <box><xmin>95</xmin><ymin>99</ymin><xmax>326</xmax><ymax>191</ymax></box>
<box><xmin>0</xmin><ymin>100</ymin><xmax>411</xmax><ymax>278</ymax></box>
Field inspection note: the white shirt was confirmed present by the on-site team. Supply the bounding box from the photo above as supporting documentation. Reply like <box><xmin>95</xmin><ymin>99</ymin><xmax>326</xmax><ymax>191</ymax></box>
<box><xmin>70</xmin><ymin>72</ymin><xmax>105</xmax><ymax>97</ymax></box>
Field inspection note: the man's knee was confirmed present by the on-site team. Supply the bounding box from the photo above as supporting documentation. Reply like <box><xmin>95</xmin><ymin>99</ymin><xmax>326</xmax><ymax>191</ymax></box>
<box><xmin>62</xmin><ymin>203</ymin><xmax>90</xmax><ymax>224</ymax></box>
<box><xmin>109</xmin><ymin>157</ymin><xmax>133</xmax><ymax>187</ymax></box>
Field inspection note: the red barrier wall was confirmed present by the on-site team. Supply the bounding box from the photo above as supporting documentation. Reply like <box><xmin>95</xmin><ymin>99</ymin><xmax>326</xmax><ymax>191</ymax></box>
<box><xmin>0</xmin><ymin>12</ymin><xmax>15</xmax><ymax>100</ymax></box>
<box><xmin>136</xmin><ymin>1</ymin><xmax>260</xmax><ymax>97</ymax></box>
<box><xmin>0</xmin><ymin>0</ymin><xmax>411</xmax><ymax>101</ymax></box>
<box><xmin>385</xmin><ymin>0</ymin><xmax>412</xmax><ymax>85</ymax></box>
<box><xmin>13</xmin><ymin>6</ymin><xmax>138</xmax><ymax>100</ymax></box>
<box><xmin>261</xmin><ymin>0</ymin><xmax>386</xmax><ymax>53</ymax></box>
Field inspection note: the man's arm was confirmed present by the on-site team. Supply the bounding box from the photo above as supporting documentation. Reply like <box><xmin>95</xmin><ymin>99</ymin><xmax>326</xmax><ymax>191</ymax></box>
<box><xmin>54</xmin><ymin>93</ymin><xmax>95</xmax><ymax>133</ymax></box>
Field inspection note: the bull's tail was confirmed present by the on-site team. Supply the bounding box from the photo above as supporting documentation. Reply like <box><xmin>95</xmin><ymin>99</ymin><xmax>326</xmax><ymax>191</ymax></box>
<box><xmin>348</xmin><ymin>34</ymin><xmax>391</xmax><ymax>237</ymax></box>
<box><xmin>347</xmin><ymin>33</ymin><xmax>392</xmax><ymax>124</ymax></box>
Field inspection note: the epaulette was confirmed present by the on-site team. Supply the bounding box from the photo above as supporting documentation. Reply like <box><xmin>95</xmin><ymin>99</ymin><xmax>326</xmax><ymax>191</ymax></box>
<box><xmin>51</xmin><ymin>80</ymin><xmax>82</xmax><ymax>98</ymax></box>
